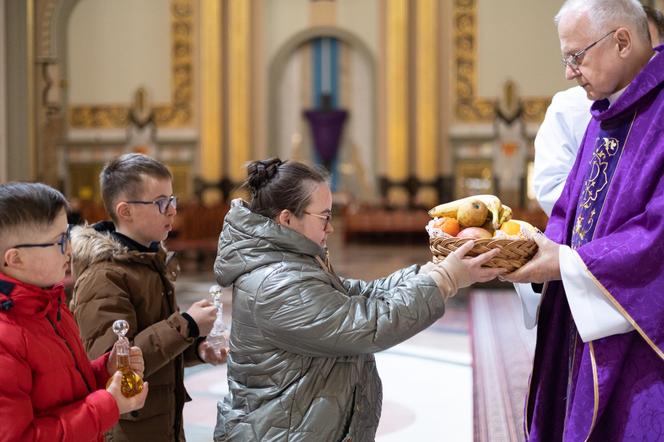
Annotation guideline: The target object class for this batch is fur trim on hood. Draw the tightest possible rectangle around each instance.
[70,225,129,280]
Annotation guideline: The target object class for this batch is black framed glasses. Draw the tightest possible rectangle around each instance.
[125,195,177,214]
[12,224,72,255]
[561,29,617,70]
[304,211,332,229]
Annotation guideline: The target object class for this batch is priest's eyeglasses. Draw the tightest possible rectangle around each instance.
[304,211,332,229]
[561,29,617,70]
[126,195,177,214]
[12,225,72,255]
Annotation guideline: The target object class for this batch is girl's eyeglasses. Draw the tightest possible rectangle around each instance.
[304,211,332,230]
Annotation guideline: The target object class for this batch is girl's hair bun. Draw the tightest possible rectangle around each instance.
[246,158,283,193]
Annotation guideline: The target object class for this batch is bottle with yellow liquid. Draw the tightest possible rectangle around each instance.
[106,319,144,398]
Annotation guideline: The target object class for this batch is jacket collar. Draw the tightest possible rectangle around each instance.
[0,273,64,318]
[94,221,159,252]
[228,199,327,259]
[71,222,169,280]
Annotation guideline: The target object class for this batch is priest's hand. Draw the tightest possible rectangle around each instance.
[502,233,561,284]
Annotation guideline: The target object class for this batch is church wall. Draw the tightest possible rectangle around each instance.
[62,0,197,202]
[476,0,570,99]
[67,0,171,104]
[337,0,379,59]
[263,0,309,70]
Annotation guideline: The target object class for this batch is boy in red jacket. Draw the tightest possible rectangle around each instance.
[0,182,148,441]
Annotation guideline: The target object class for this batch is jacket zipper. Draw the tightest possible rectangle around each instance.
[46,315,94,393]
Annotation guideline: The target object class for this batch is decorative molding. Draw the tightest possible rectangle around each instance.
[68,0,193,128]
[35,0,59,62]
[453,0,549,123]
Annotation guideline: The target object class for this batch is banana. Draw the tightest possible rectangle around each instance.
[480,196,503,230]
[427,197,469,219]
[429,194,504,228]
[497,204,513,228]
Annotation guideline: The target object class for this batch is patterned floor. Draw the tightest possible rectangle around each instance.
[470,290,536,442]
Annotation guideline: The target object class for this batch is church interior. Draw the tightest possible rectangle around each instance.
[2,0,663,440]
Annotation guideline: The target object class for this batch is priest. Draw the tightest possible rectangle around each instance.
[505,0,664,440]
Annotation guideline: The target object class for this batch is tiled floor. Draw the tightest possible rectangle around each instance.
[175,235,477,441]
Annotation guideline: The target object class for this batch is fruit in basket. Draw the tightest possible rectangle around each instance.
[428,195,505,229]
[457,200,489,228]
[480,218,496,235]
[432,217,461,236]
[457,227,493,239]
[499,220,521,236]
[496,219,539,238]
[498,204,513,227]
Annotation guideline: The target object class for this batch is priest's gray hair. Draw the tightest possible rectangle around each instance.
[555,0,650,43]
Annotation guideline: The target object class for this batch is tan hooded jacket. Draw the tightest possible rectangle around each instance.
[70,223,202,442]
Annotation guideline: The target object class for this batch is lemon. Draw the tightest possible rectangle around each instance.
[499,220,521,236]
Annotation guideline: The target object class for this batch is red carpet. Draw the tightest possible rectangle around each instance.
[470,289,537,442]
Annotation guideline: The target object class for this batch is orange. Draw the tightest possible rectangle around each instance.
[433,217,461,236]
[499,220,521,236]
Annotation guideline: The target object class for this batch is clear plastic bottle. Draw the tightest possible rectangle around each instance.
[205,285,229,355]
[106,319,144,398]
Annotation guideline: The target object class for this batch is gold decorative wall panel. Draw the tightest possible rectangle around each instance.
[415,0,438,205]
[200,0,223,195]
[227,0,251,184]
[453,0,548,122]
[385,0,409,204]
[68,0,193,128]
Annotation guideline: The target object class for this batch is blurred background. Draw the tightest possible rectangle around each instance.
[2,0,662,440]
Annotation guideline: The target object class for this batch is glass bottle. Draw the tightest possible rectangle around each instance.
[205,285,229,355]
[106,319,144,398]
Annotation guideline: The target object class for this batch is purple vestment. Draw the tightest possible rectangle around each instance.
[526,48,664,441]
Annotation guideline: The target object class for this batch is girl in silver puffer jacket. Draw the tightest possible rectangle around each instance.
[213,158,503,442]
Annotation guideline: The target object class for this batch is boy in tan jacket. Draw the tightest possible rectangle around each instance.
[71,153,226,441]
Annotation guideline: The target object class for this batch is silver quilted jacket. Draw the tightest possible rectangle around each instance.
[213,199,446,442]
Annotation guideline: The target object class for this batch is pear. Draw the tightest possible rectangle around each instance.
[457,199,489,228]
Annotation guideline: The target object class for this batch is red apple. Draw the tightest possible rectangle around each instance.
[457,227,492,239]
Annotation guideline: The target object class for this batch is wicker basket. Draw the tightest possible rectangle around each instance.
[429,236,538,273]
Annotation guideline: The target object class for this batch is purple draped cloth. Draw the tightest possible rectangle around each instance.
[303,110,348,168]
[526,48,664,441]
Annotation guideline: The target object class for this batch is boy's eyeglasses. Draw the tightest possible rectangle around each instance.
[12,224,72,255]
[125,195,177,214]
[304,211,332,230]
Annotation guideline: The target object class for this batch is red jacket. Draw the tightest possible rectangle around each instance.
[0,274,119,441]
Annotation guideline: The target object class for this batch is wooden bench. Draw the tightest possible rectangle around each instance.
[165,202,229,270]
[343,207,431,243]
